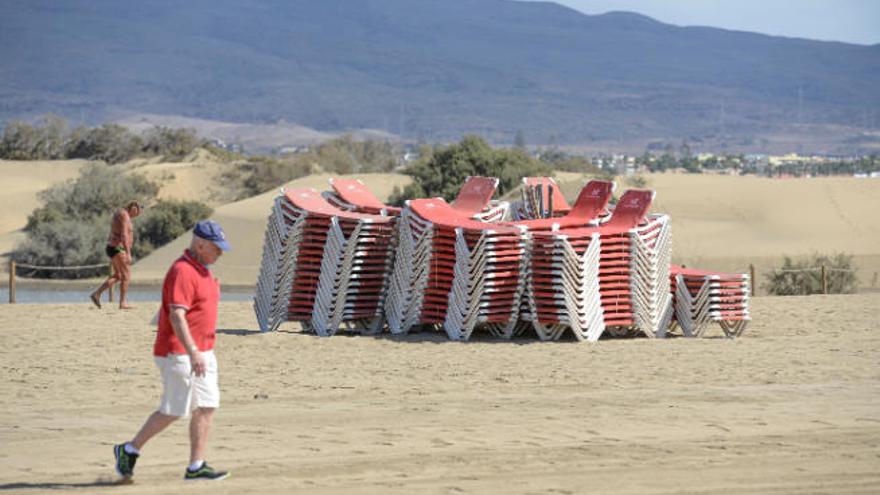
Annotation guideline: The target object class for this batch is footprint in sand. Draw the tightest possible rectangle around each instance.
[431,438,453,448]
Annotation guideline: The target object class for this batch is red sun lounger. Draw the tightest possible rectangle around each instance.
[451,176,509,222]
[325,178,402,216]
[385,196,527,340]
[669,265,750,338]
[254,188,396,336]
[526,189,673,341]
[507,180,615,232]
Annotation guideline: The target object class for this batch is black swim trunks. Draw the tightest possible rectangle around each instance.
[106,245,126,258]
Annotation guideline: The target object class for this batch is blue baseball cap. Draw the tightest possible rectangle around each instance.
[193,220,231,251]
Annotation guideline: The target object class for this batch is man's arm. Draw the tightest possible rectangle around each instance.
[169,306,207,377]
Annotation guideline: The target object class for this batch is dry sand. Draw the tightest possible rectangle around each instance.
[122,150,237,207]
[1,293,878,493]
[0,159,86,262]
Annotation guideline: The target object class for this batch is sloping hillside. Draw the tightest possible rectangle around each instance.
[2,0,878,152]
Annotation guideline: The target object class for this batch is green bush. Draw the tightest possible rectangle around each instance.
[13,219,108,279]
[65,123,145,164]
[142,126,205,161]
[27,163,159,227]
[0,115,70,160]
[134,200,214,258]
[389,135,551,204]
[764,253,858,295]
[241,156,314,196]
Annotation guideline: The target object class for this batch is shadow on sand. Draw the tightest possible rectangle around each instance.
[0,477,132,490]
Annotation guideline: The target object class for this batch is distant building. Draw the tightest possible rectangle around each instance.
[278,145,309,155]
[208,138,242,153]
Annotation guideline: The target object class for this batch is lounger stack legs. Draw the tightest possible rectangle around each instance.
[385,199,527,340]
[254,189,396,335]
[526,231,605,341]
[629,215,674,337]
[670,266,750,337]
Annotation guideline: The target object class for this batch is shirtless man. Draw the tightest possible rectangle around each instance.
[90,200,143,309]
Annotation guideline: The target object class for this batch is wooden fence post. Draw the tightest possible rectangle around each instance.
[749,264,755,297]
[8,260,15,304]
[108,262,114,302]
[821,265,828,294]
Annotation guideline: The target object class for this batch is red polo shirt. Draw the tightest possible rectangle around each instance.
[153,249,221,356]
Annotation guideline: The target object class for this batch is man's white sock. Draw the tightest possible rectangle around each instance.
[124,443,140,455]
[188,460,205,472]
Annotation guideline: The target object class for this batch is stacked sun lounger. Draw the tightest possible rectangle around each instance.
[513,180,614,340]
[526,229,605,340]
[255,175,749,340]
[254,188,396,335]
[385,197,528,340]
[523,188,672,340]
[450,176,510,222]
[514,176,571,220]
[669,265,750,337]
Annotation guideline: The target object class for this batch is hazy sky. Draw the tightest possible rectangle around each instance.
[549,0,880,45]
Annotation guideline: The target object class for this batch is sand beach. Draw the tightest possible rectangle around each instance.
[1,293,878,493]
[2,159,879,492]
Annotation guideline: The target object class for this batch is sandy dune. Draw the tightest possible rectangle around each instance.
[123,149,241,207]
[134,171,880,290]
[0,159,87,261]
[1,293,878,493]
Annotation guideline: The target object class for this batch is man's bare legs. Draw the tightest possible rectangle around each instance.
[126,408,214,463]
[118,276,134,310]
[90,274,118,308]
[91,253,133,308]
[115,253,133,310]
[189,407,215,464]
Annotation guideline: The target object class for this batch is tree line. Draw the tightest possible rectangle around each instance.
[0,114,205,164]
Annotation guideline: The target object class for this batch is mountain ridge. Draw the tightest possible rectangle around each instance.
[1,0,878,153]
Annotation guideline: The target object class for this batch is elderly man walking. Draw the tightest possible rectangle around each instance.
[90,200,143,309]
[113,220,231,481]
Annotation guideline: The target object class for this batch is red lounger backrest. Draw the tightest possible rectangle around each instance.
[329,178,387,211]
[284,188,388,221]
[567,180,615,220]
[452,176,499,213]
[602,189,655,229]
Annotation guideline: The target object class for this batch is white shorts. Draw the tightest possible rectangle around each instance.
[154,351,219,417]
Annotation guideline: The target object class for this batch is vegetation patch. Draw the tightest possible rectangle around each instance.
[389,135,552,204]
[1,114,205,164]
[14,163,212,279]
[764,253,858,295]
